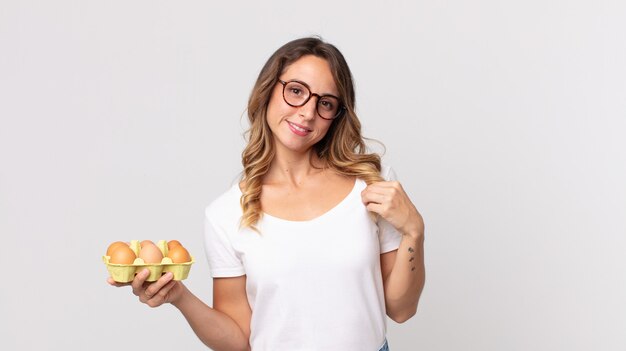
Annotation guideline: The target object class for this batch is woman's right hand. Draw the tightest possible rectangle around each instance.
[107,268,184,307]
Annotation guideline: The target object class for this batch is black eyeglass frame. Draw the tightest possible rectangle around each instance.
[277,79,345,120]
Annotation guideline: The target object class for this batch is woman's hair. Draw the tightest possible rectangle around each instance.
[240,37,383,230]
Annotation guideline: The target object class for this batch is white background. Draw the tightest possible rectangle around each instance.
[1,1,625,350]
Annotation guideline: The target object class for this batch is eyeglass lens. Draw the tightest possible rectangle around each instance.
[282,81,341,120]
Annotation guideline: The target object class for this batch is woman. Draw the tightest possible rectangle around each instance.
[108,37,425,351]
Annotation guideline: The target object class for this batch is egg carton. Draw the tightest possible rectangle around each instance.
[103,240,194,283]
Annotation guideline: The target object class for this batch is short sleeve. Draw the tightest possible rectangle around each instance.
[203,207,245,278]
[378,165,403,253]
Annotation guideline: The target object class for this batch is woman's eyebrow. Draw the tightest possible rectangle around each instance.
[285,78,339,97]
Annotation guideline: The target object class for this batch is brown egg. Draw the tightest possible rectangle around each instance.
[106,241,128,256]
[138,242,163,264]
[167,245,191,263]
[167,240,182,250]
[109,245,136,264]
[140,240,155,248]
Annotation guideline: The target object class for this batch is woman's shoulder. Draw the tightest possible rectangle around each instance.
[205,182,242,221]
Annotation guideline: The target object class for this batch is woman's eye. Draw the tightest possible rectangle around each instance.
[320,99,335,110]
[290,88,302,95]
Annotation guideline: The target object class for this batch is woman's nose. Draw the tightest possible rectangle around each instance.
[298,96,318,120]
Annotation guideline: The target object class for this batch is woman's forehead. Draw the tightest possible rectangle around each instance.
[281,55,338,96]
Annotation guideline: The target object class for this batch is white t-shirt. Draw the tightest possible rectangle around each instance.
[203,166,402,351]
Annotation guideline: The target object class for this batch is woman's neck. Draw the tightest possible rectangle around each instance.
[265,150,327,187]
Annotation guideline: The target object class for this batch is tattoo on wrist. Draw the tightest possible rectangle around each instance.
[408,247,414,253]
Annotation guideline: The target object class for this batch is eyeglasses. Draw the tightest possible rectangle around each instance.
[278,79,345,120]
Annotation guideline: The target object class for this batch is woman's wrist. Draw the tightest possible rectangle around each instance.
[400,213,425,240]
[170,283,190,309]
[402,229,424,243]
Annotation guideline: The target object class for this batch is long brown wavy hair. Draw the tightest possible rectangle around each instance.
[240,37,383,230]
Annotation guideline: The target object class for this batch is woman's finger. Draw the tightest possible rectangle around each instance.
[370,180,402,189]
[144,272,174,300]
[107,277,131,287]
[131,269,150,296]
[366,202,385,216]
[153,280,177,302]
[361,190,387,206]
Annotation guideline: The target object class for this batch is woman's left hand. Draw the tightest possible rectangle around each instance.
[361,181,424,239]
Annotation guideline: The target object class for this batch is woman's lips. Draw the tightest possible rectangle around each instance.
[287,121,312,136]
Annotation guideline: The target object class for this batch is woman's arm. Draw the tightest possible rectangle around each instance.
[109,270,251,351]
[362,180,426,323]
[172,277,251,351]
[380,233,425,323]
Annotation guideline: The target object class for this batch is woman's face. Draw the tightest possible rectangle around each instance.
[266,55,338,156]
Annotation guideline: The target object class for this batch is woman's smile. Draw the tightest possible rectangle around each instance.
[286,120,312,136]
